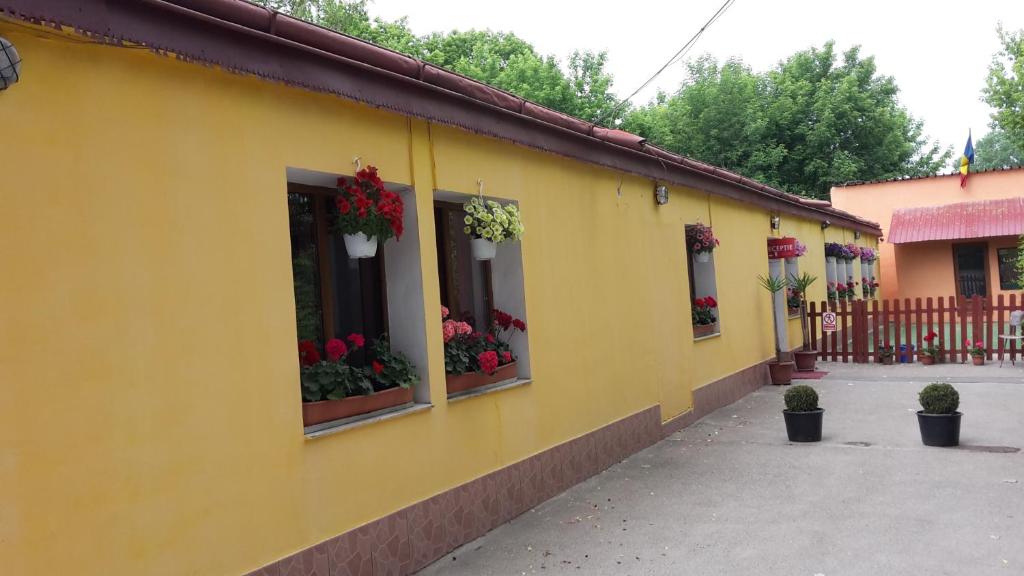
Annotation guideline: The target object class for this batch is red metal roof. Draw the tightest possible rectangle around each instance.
[888,197,1024,244]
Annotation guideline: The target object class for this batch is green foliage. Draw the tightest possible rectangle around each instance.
[624,45,951,199]
[291,248,321,343]
[984,26,1024,154]
[918,383,960,415]
[757,274,788,294]
[300,359,372,402]
[368,336,418,390]
[879,345,895,359]
[788,272,818,299]
[784,385,819,412]
[248,0,623,124]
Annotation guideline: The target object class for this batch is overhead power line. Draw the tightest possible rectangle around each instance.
[599,0,736,126]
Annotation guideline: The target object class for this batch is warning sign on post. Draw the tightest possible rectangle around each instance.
[822,312,837,333]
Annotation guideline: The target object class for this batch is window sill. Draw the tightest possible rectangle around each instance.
[304,402,432,439]
[788,313,801,320]
[448,378,532,402]
[693,332,722,342]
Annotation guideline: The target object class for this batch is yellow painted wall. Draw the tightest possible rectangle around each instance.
[0,25,878,576]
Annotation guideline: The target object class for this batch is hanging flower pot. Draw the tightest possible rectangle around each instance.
[695,251,711,263]
[471,237,497,261]
[335,165,404,260]
[462,196,524,260]
[343,232,378,259]
[687,223,719,263]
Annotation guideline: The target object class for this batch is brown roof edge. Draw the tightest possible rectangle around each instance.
[2,0,880,234]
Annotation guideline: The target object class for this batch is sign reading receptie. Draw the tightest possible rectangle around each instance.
[767,237,798,260]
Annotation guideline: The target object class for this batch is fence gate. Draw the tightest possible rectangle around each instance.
[806,295,1021,363]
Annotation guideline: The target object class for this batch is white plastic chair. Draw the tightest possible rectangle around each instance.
[998,310,1024,367]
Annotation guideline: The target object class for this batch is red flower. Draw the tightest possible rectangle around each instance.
[512,319,527,332]
[924,331,938,343]
[298,340,320,366]
[478,350,499,375]
[336,197,351,215]
[501,351,512,364]
[486,334,496,344]
[694,298,707,308]
[347,333,366,348]
[372,360,384,375]
[325,338,347,362]
[493,309,513,330]
[706,296,718,308]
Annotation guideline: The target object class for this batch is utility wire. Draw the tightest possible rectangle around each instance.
[598,0,736,126]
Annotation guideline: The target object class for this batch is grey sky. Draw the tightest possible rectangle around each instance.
[369,0,1024,159]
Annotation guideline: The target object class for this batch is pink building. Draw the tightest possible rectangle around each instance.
[831,167,1024,302]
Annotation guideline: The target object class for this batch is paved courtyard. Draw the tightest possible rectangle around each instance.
[419,362,1024,575]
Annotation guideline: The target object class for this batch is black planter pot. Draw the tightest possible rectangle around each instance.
[783,409,824,442]
[917,411,962,447]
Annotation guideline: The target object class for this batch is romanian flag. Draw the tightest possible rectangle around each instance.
[960,131,975,188]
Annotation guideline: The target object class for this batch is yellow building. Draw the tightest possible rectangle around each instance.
[0,3,879,575]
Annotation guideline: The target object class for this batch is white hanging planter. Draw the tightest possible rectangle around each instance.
[695,251,711,263]
[826,256,836,264]
[342,232,378,259]
[471,238,497,261]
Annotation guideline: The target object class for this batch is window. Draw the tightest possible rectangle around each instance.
[685,224,720,337]
[998,247,1022,290]
[435,201,493,332]
[289,186,387,364]
[434,192,531,385]
[286,167,430,432]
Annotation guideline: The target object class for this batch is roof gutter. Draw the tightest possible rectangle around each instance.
[1,0,881,234]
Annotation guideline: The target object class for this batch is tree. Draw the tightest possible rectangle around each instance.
[248,0,622,124]
[624,43,950,199]
[984,26,1024,153]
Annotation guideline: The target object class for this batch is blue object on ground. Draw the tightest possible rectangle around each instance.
[899,344,916,363]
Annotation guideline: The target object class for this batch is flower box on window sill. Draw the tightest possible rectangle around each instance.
[446,362,518,396]
[302,386,413,427]
[693,323,718,339]
[787,307,801,318]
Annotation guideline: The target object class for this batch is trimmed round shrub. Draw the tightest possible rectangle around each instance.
[919,383,959,414]
[784,385,819,412]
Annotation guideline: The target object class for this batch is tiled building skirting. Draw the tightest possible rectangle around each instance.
[246,361,768,576]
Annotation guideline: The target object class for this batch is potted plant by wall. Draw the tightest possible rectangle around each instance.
[917,382,961,447]
[335,166,404,258]
[879,345,896,365]
[826,281,838,305]
[919,331,939,365]
[687,223,720,263]
[758,274,795,385]
[692,296,719,338]
[299,334,418,426]
[463,197,524,260]
[788,272,819,371]
[443,306,526,394]
[783,385,824,442]
[966,340,986,365]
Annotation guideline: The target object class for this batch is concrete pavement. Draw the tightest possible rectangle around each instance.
[417,362,1024,575]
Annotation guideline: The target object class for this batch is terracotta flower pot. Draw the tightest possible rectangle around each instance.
[918,353,935,366]
[446,362,518,395]
[768,361,795,385]
[972,355,985,366]
[302,386,413,427]
[692,323,717,339]
[794,349,818,372]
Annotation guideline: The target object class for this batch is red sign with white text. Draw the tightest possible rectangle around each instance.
[767,237,798,259]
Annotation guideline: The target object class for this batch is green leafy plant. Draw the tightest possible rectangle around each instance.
[965,339,986,359]
[298,337,373,402]
[879,345,895,360]
[788,271,818,351]
[463,197,523,242]
[919,383,960,415]
[757,274,789,363]
[920,331,940,359]
[692,296,718,326]
[784,385,819,412]
[367,336,418,391]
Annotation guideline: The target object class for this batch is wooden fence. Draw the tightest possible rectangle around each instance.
[807,295,1022,363]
